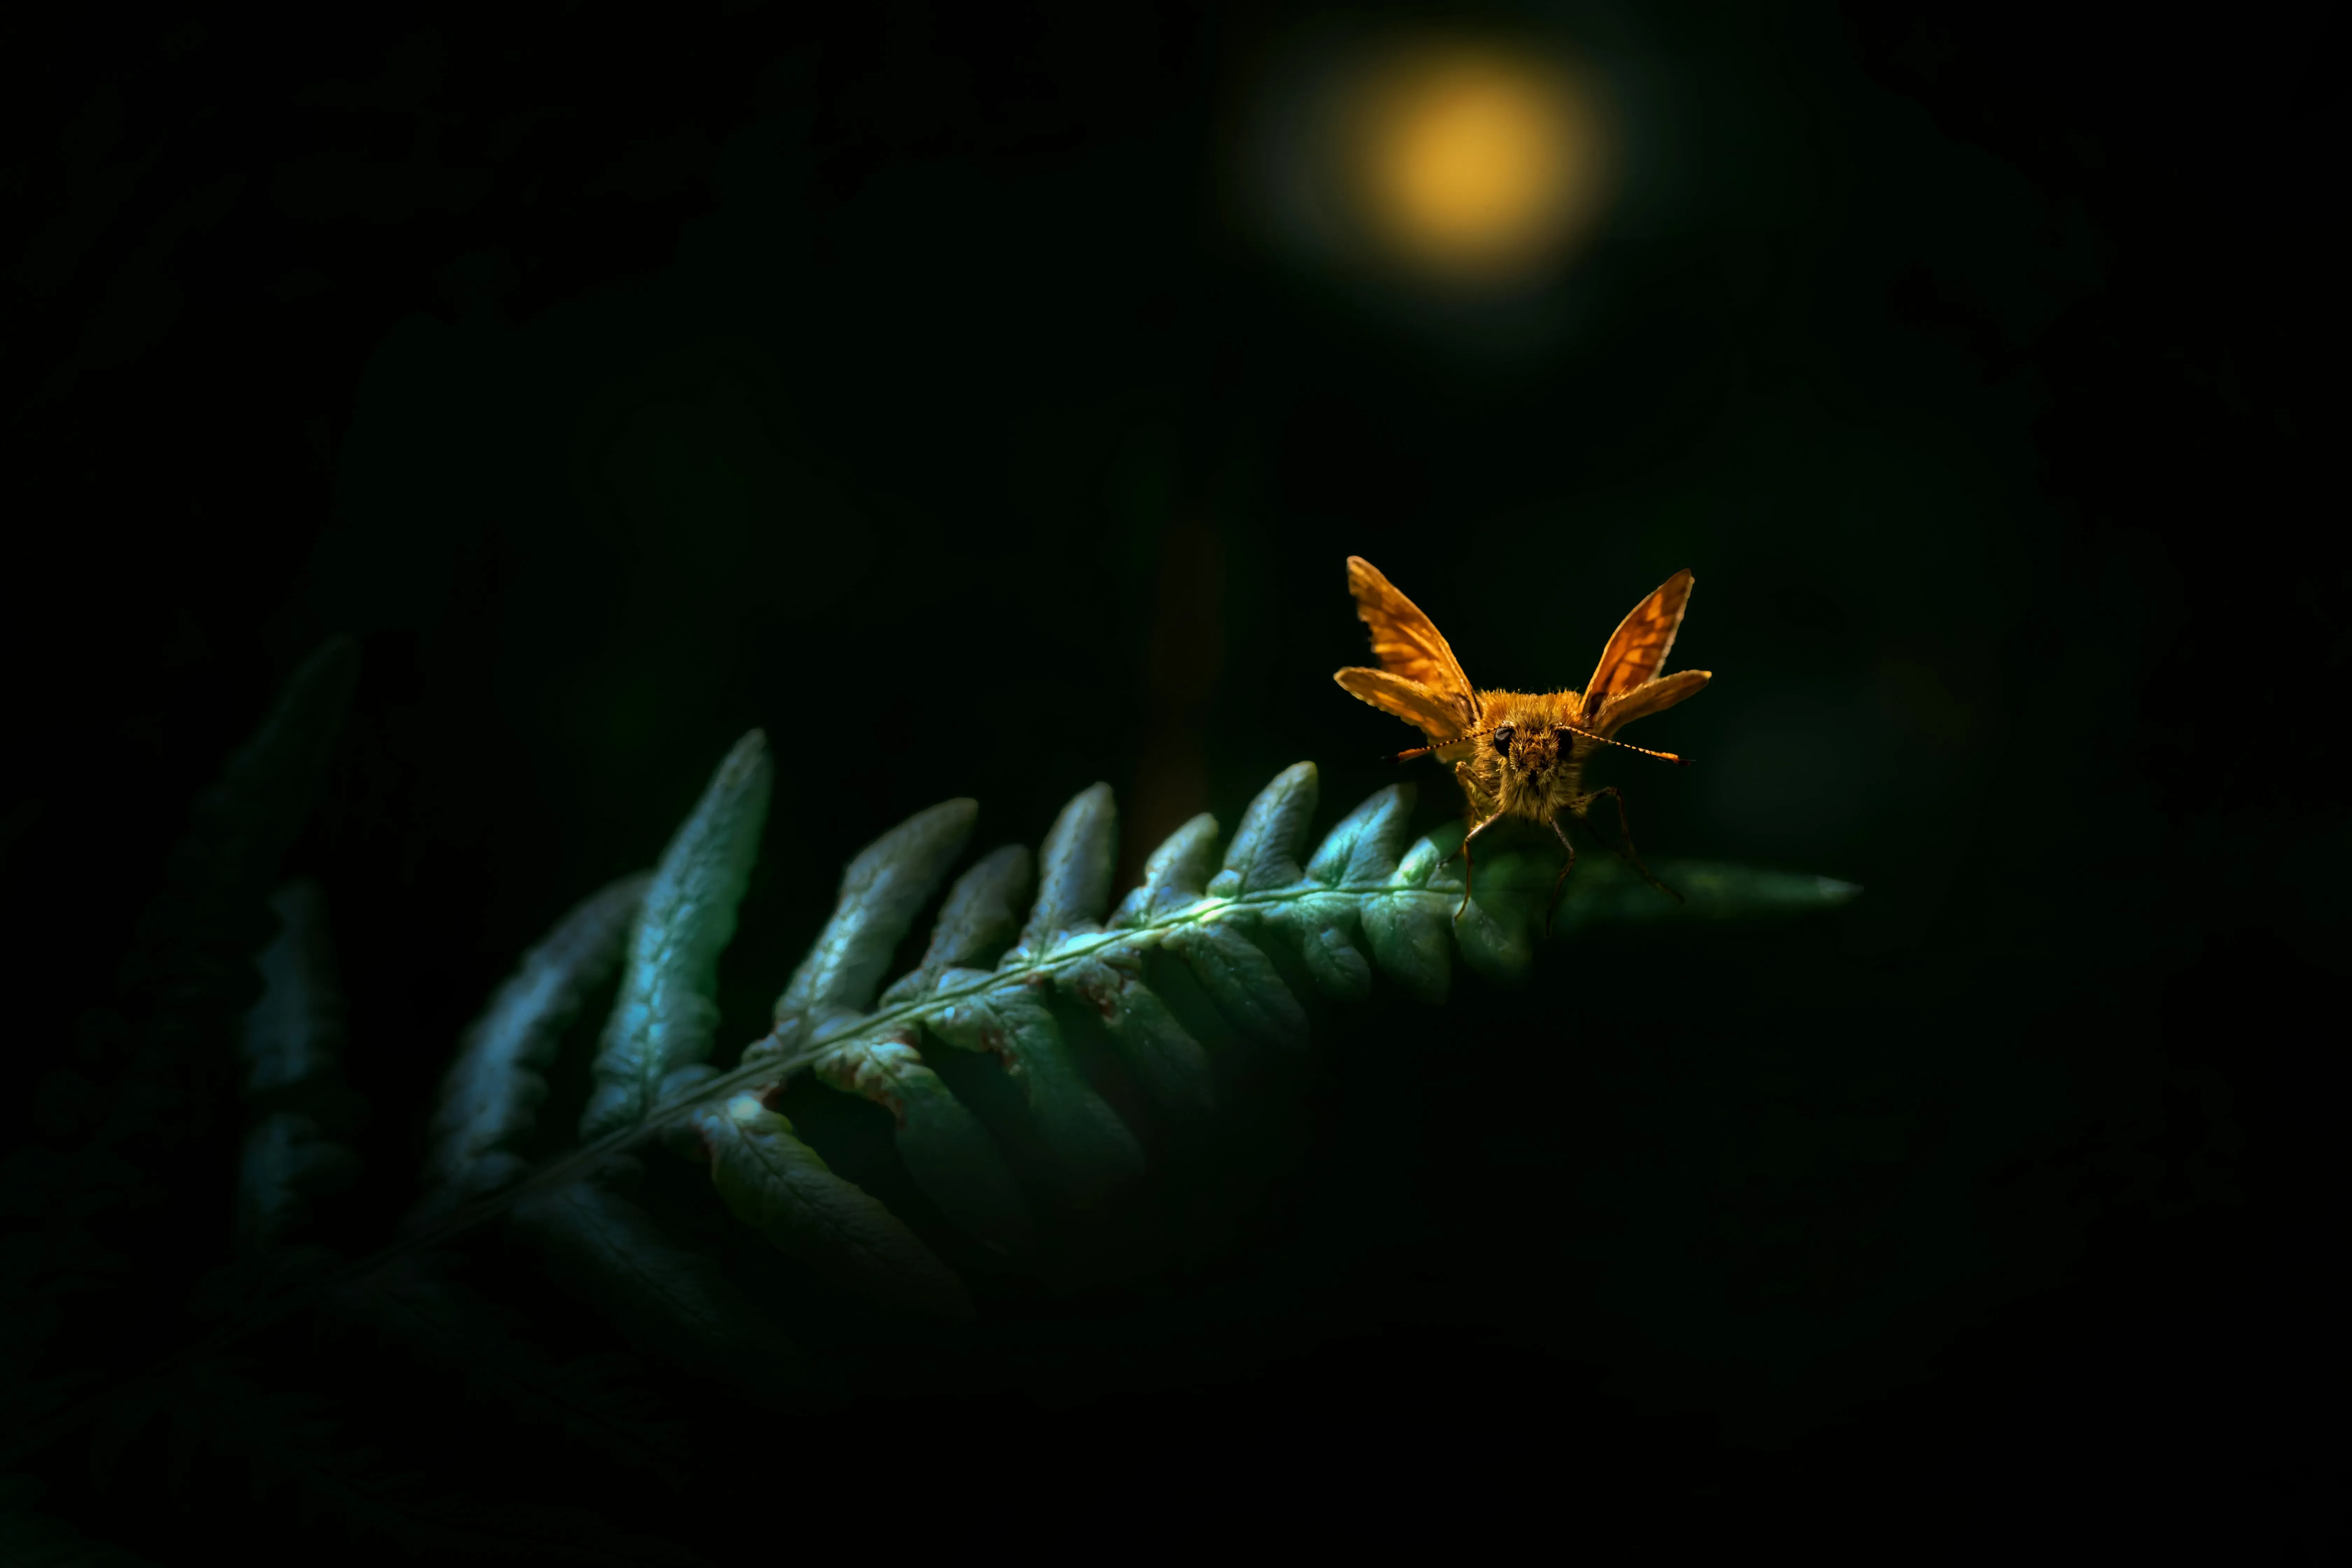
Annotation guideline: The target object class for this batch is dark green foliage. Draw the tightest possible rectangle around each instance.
[3,640,359,1562]
[5,646,1851,1560]
[416,872,650,1218]
[373,744,1852,1348]
[237,882,360,1255]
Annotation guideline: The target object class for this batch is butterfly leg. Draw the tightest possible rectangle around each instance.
[1444,808,1508,923]
[1574,786,1682,904]
[1543,816,1579,938]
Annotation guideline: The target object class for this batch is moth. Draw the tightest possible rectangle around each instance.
[1333,555,1709,930]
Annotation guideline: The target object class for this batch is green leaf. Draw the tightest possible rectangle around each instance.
[1164,918,1309,1049]
[237,1114,359,1259]
[878,844,1028,1005]
[926,969,1146,1182]
[774,796,976,1022]
[1275,784,1418,1006]
[1551,859,1863,932]
[581,731,773,1139]
[769,819,1033,1251]
[1302,783,1413,887]
[1360,827,1456,1006]
[1017,781,1115,950]
[1109,811,1218,927]
[1208,761,1318,896]
[421,874,648,1211]
[810,1024,1032,1255]
[1057,947,1213,1111]
[694,1093,972,1320]
[237,883,359,1252]
[1293,917,1374,1003]
[239,883,345,1097]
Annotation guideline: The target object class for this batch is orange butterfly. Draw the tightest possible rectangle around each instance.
[1333,555,1709,930]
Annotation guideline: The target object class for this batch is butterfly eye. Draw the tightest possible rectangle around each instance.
[1491,725,1514,754]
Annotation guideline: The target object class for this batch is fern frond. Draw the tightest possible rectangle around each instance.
[321,744,1855,1349]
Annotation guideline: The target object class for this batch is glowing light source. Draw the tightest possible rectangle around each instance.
[1241,31,1621,299]
[1338,41,1615,287]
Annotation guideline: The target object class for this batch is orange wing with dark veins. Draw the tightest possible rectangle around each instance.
[1334,666,1474,742]
[1594,667,1709,736]
[1341,556,1478,729]
[1585,569,1695,710]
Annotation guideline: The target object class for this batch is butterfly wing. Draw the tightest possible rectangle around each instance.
[1334,666,1473,743]
[1595,668,1709,736]
[1345,556,1478,729]
[1584,570,1695,712]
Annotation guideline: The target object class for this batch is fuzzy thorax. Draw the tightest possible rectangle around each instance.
[1441,689,1600,825]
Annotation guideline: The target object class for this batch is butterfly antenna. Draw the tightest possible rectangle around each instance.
[1560,726,1692,766]
[1385,726,1501,766]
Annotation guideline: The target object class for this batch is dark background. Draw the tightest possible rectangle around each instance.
[2,0,2335,1554]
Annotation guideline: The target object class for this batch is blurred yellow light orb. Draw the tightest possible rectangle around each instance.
[1337,41,1615,287]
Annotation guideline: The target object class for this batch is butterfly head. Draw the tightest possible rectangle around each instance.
[1486,720,1570,780]
[1458,696,1602,811]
